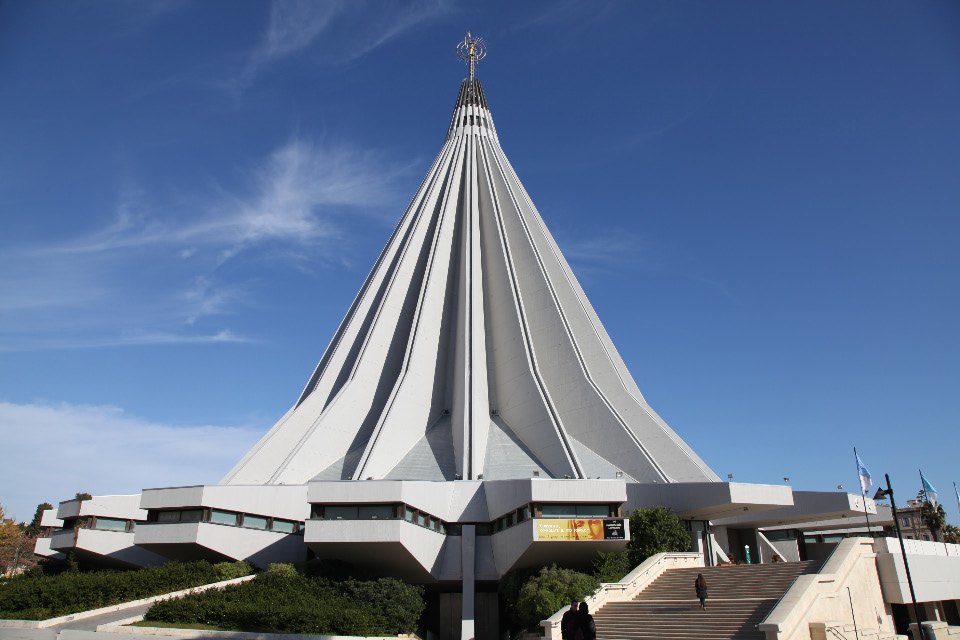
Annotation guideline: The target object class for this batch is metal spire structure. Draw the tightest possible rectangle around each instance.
[222,35,718,488]
[457,31,486,82]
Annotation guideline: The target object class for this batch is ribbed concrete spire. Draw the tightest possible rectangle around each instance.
[221,77,719,487]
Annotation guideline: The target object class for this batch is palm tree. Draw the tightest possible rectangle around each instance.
[919,500,946,542]
[942,524,960,545]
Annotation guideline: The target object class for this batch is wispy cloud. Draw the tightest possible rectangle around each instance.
[43,139,403,257]
[556,227,739,302]
[239,0,451,87]
[557,228,662,277]
[259,1,341,62]
[0,137,412,351]
[0,401,263,522]
[0,330,248,353]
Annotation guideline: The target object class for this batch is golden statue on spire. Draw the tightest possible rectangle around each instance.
[456,31,487,82]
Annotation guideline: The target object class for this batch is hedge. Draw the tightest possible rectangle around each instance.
[143,573,425,635]
[0,560,253,620]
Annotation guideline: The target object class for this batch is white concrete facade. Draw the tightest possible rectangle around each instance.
[305,479,631,581]
[133,484,309,567]
[50,495,166,569]
[220,78,719,489]
[33,508,65,560]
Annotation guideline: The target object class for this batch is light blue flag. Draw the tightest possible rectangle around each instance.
[856,452,873,493]
[921,471,938,505]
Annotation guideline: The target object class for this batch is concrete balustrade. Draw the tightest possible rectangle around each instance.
[759,538,896,640]
[539,552,704,640]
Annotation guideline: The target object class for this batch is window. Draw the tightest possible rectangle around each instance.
[358,505,394,519]
[243,514,268,530]
[901,517,912,527]
[95,517,128,532]
[322,504,397,520]
[155,509,202,523]
[324,506,358,520]
[763,529,797,541]
[272,519,297,533]
[541,504,610,517]
[210,510,238,526]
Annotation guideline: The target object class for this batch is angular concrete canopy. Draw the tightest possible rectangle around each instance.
[222,77,719,487]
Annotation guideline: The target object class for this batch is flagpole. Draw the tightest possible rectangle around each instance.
[855,447,872,536]
[952,480,960,556]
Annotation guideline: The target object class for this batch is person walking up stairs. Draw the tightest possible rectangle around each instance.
[593,560,821,640]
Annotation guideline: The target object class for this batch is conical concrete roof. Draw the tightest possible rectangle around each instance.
[221,77,719,487]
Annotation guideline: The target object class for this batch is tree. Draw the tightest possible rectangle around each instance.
[27,502,53,536]
[0,502,39,577]
[75,493,92,501]
[592,549,632,583]
[920,501,946,542]
[624,506,691,567]
[942,524,960,545]
[514,565,599,629]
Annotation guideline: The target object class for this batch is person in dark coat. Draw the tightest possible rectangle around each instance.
[560,600,579,640]
[577,601,596,640]
[695,573,708,610]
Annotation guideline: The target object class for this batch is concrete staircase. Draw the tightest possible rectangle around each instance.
[594,561,821,640]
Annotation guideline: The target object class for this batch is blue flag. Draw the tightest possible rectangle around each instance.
[921,471,938,505]
[856,452,873,493]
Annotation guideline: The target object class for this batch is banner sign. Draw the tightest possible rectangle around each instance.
[535,518,627,541]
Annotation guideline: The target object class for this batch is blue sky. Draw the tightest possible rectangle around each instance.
[1,1,958,524]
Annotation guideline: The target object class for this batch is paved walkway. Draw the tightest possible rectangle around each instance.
[0,602,153,640]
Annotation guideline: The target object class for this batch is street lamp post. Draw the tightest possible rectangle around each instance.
[874,474,925,639]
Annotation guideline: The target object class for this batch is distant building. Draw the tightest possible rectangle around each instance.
[892,496,938,541]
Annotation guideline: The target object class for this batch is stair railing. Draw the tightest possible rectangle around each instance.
[758,538,887,640]
[539,552,704,640]
[826,626,849,640]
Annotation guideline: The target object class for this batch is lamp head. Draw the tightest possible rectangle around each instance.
[873,487,889,501]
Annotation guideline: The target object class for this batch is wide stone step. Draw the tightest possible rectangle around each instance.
[592,563,819,640]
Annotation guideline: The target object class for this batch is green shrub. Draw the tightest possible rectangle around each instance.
[592,549,632,583]
[515,565,598,630]
[143,573,424,636]
[267,563,297,577]
[0,560,254,620]
[213,561,253,581]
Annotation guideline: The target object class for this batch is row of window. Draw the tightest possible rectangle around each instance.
[147,508,302,534]
[312,502,622,536]
[60,516,134,533]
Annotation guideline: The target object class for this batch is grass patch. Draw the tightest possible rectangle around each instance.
[129,620,227,631]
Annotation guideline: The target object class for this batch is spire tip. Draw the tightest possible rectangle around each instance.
[456,31,487,82]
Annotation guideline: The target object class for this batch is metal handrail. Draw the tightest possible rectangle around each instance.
[826,626,849,640]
